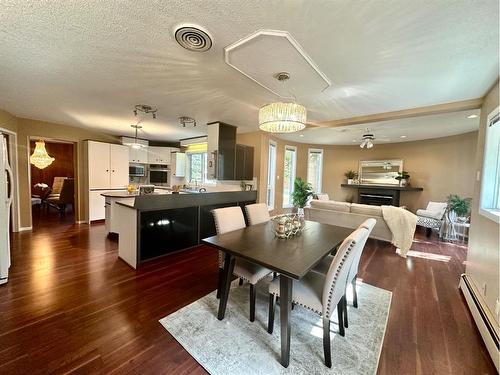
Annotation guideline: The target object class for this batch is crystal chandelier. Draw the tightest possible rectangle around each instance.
[258,72,307,133]
[30,140,55,169]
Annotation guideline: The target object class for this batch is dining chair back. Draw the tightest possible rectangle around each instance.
[321,226,368,320]
[245,203,270,225]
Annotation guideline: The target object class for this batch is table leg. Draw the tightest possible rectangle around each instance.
[280,276,293,367]
[217,253,235,320]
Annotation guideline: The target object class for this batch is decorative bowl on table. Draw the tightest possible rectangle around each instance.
[271,214,303,239]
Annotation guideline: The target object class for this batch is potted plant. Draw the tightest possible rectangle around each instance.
[291,177,313,217]
[344,170,358,185]
[395,171,410,187]
[447,194,471,222]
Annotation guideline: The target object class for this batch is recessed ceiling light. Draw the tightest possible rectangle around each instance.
[299,134,304,137]
[400,135,407,138]
[467,114,478,119]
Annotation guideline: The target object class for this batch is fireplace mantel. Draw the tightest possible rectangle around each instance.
[340,184,423,206]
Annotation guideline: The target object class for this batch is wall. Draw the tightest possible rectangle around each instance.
[322,132,477,212]
[0,109,18,133]
[466,80,500,324]
[29,140,75,195]
[238,131,477,214]
[15,117,119,228]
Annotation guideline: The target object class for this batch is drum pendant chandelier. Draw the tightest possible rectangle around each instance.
[258,72,307,134]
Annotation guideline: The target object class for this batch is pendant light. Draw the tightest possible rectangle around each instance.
[29,140,55,169]
[130,124,143,149]
[258,72,307,133]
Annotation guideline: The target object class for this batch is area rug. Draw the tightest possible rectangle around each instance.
[160,278,392,375]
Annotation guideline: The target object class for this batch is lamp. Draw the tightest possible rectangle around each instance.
[258,72,307,134]
[130,124,143,149]
[30,140,55,169]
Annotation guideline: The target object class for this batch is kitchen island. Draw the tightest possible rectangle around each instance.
[112,190,257,269]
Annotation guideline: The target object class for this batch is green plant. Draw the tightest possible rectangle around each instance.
[344,170,358,179]
[291,177,313,208]
[395,171,410,181]
[447,194,471,217]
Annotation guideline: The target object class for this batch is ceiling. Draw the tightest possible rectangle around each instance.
[0,0,498,142]
[278,109,480,145]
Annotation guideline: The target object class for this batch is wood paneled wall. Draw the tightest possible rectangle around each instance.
[29,140,75,194]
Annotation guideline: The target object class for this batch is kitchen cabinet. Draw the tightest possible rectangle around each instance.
[129,146,149,164]
[235,144,254,180]
[148,146,171,165]
[88,141,129,189]
[86,141,129,221]
[207,122,237,180]
[171,152,186,177]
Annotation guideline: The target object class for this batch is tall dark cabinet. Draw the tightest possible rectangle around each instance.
[235,144,254,180]
[207,122,254,181]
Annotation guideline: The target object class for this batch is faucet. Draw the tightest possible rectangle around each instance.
[189,179,199,189]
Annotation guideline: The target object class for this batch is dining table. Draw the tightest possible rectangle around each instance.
[202,219,352,368]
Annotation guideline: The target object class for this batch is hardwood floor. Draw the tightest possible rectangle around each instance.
[0,219,495,374]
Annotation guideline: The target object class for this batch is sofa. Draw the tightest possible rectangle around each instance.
[304,199,393,242]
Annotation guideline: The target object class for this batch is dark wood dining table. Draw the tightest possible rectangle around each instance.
[202,220,352,368]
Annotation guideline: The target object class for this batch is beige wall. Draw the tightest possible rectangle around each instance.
[13,117,119,228]
[238,130,477,214]
[466,80,500,323]
[0,109,18,133]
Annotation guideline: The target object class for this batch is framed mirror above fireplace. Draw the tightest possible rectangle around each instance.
[359,159,403,185]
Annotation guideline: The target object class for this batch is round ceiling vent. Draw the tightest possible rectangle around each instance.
[174,25,212,52]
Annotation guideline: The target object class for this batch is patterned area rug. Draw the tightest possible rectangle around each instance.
[160,278,391,375]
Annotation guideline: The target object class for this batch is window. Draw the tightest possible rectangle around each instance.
[267,140,277,209]
[187,152,207,183]
[283,145,297,207]
[307,148,323,193]
[479,105,500,223]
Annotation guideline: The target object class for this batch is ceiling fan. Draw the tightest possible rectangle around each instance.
[360,132,375,149]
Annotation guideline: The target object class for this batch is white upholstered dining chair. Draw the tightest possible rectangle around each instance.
[311,218,375,328]
[267,227,369,368]
[244,203,271,225]
[212,206,272,322]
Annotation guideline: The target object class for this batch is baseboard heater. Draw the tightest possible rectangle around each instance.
[459,274,499,371]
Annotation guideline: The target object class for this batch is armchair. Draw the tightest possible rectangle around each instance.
[416,201,448,237]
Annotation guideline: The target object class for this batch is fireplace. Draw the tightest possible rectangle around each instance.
[359,192,395,206]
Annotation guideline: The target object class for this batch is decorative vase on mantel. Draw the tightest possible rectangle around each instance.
[347,179,354,185]
[399,179,407,187]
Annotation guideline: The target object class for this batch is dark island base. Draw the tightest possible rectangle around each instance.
[132,191,257,265]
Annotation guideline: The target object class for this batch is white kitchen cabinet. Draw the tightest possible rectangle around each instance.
[89,190,106,221]
[88,141,112,189]
[148,146,171,165]
[171,152,186,177]
[129,146,149,164]
[86,141,129,222]
[110,144,129,188]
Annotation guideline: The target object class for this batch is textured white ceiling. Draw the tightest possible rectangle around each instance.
[278,109,480,145]
[0,0,498,141]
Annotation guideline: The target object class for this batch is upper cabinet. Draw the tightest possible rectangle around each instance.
[87,141,129,189]
[171,152,186,177]
[207,122,237,180]
[148,146,171,165]
[235,144,254,180]
[129,146,148,164]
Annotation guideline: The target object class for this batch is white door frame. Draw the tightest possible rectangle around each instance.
[0,126,20,232]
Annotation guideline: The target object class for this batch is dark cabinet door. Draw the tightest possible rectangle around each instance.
[243,146,254,180]
[235,144,254,180]
[217,124,237,180]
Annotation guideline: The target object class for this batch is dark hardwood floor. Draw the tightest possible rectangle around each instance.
[0,217,495,374]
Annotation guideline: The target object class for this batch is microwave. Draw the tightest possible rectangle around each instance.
[129,164,146,177]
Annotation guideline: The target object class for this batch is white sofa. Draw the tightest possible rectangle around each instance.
[305,199,393,242]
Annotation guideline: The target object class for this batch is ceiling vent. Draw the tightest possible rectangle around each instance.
[174,25,212,52]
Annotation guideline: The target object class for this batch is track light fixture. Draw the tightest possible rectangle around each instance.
[134,104,157,119]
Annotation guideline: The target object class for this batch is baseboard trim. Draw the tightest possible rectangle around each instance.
[18,226,32,232]
[459,274,499,371]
